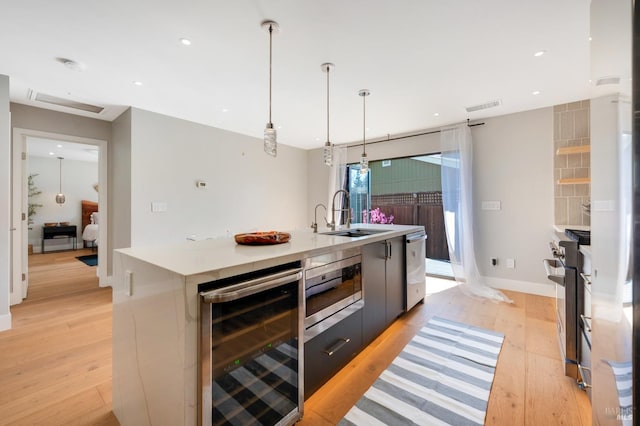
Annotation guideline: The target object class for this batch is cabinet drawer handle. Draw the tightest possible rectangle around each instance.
[577,363,592,389]
[324,338,350,356]
[580,314,592,332]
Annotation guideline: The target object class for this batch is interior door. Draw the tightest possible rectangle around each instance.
[10,131,27,304]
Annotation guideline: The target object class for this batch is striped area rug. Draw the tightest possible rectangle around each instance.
[340,316,504,426]
[605,360,633,426]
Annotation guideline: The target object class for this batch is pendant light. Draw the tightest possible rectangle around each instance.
[55,157,66,205]
[262,20,279,157]
[358,89,370,174]
[322,63,335,166]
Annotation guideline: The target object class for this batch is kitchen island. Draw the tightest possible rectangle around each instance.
[112,224,424,426]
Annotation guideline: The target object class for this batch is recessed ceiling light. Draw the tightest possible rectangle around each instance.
[56,144,62,148]
[133,81,143,86]
[533,50,546,57]
[49,152,55,155]
[532,90,540,95]
[179,38,192,46]
[222,108,229,113]
[277,126,282,129]
[433,113,440,117]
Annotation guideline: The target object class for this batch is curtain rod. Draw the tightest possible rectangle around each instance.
[341,119,485,148]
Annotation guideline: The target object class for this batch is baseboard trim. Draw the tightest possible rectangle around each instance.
[0,312,12,331]
[100,275,113,288]
[483,276,555,298]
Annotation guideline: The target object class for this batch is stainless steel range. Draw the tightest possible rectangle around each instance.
[544,229,589,380]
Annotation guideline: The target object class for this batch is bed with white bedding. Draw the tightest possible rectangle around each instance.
[81,200,99,247]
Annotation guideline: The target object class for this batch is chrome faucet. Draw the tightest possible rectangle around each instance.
[311,203,329,233]
[330,189,351,230]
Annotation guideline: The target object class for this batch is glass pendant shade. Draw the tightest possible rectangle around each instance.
[264,123,277,156]
[56,157,66,205]
[360,152,368,174]
[323,141,333,166]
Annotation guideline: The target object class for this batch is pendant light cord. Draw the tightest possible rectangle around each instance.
[59,157,63,193]
[326,65,330,142]
[268,24,273,125]
[362,93,366,154]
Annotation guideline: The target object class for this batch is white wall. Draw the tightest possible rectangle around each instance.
[0,75,11,331]
[128,108,309,246]
[27,156,98,252]
[307,108,556,296]
[109,109,132,274]
[473,107,555,295]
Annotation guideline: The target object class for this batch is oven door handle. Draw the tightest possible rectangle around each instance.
[543,259,565,285]
[200,269,302,303]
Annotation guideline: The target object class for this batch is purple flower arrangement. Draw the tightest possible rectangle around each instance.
[362,208,394,224]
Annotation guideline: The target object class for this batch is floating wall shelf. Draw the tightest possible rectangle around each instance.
[557,177,591,185]
[556,145,591,155]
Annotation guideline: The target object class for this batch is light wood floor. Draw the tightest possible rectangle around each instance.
[302,282,592,426]
[0,249,118,425]
[0,251,591,425]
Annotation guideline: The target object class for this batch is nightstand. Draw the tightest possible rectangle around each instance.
[42,225,77,253]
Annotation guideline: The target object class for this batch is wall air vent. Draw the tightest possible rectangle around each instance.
[27,89,104,114]
[465,99,502,113]
[595,76,620,86]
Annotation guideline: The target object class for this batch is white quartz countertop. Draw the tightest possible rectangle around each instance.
[116,224,423,280]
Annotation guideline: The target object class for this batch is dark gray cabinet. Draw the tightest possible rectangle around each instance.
[362,237,405,345]
[304,309,362,398]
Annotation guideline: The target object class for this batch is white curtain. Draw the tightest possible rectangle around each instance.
[440,124,512,303]
[327,145,348,225]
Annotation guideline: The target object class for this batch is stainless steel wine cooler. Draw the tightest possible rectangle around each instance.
[199,263,303,426]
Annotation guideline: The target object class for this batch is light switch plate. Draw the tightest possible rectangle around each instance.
[151,201,168,212]
[506,258,515,269]
[592,200,615,211]
[481,201,501,211]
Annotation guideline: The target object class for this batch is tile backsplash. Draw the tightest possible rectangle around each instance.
[554,100,591,227]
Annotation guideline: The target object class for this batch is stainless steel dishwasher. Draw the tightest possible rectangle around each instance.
[406,231,427,311]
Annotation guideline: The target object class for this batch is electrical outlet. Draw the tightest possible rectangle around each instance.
[506,258,515,269]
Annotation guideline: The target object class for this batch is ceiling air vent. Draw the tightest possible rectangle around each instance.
[465,99,502,113]
[27,89,104,114]
[595,76,620,86]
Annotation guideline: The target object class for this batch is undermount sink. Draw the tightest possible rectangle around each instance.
[321,229,390,238]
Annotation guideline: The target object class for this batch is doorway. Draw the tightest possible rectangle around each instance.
[11,129,108,306]
[348,154,454,279]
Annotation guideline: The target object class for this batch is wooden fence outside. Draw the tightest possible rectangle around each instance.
[370,192,449,261]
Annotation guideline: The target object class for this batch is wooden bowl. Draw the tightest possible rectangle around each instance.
[44,222,57,227]
[234,231,291,245]
[59,222,70,226]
